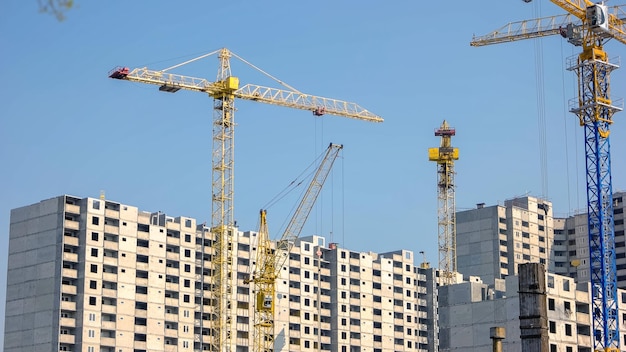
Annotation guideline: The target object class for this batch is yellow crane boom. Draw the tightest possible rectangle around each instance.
[252,143,343,352]
[109,48,380,352]
[109,66,383,122]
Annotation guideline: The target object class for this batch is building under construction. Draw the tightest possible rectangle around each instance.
[4,195,430,352]
[432,263,626,352]
[6,192,626,351]
[455,195,557,285]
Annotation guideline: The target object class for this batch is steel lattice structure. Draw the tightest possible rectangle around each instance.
[211,49,237,352]
[109,48,381,352]
[429,121,459,285]
[569,47,621,350]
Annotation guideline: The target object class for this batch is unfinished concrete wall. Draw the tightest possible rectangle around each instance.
[518,263,548,352]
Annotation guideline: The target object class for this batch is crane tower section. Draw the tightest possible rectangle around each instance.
[428,120,459,285]
[569,6,621,351]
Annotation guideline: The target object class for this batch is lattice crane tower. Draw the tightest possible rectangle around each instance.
[470,2,626,350]
[429,120,459,285]
[109,48,382,352]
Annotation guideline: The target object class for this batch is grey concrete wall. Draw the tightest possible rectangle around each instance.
[456,205,501,285]
[5,196,63,352]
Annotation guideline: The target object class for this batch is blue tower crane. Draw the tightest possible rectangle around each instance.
[470,2,625,350]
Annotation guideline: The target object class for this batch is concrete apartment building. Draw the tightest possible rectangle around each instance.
[615,191,626,285]
[456,196,556,285]
[4,195,430,352]
[562,191,626,286]
[455,192,626,288]
[324,247,428,352]
[421,267,463,352]
[435,268,626,352]
[441,193,626,351]
[4,195,208,352]
[266,235,430,352]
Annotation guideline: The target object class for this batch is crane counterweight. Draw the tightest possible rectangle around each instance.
[108,67,129,79]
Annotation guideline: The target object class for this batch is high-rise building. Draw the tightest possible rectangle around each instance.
[324,247,428,351]
[455,196,556,285]
[5,195,209,352]
[439,192,626,351]
[455,192,626,288]
[421,266,463,352]
[4,195,430,352]
[563,191,626,287]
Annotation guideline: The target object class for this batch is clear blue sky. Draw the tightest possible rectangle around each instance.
[1,1,626,347]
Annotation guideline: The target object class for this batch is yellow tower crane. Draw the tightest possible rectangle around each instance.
[251,143,342,352]
[109,48,381,352]
[471,2,626,350]
[428,121,459,286]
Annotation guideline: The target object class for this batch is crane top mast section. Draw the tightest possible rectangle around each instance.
[429,120,458,165]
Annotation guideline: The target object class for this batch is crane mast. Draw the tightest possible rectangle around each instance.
[109,48,381,352]
[212,48,237,352]
[253,210,273,352]
[428,121,459,285]
[571,17,620,352]
[252,143,343,352]
[471,2,624,350]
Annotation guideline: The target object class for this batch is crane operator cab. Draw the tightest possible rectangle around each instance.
[587,3,610,35]
[257,291,273,312]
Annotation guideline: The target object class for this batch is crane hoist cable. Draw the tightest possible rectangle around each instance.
[532,1,550,199]
[262,150,330,211]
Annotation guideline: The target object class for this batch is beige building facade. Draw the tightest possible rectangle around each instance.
[4,195,430,352]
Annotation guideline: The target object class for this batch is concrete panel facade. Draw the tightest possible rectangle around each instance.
[434,270,626,352]
[456,196,555,285]
[4,195,430,352]
[5,196,63,352]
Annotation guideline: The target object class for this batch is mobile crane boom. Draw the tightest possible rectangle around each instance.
[252,143,343,352]
[471,2,624,350]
